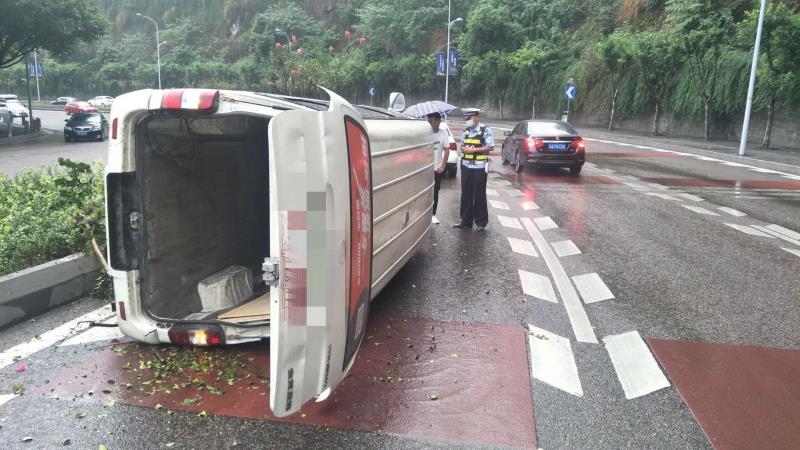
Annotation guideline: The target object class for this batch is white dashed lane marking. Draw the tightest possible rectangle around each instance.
[527,326,584,397]
[0,305,113,370]
[603,331,671,400]
[508,237,539,257]
[717,206,747,217]
[646,192,679,201]
[498,215,523,230]
[519,270,557,303]
[59,317,124,347]
[486,188,499,196]
[489,200,510,210]
[533,216,559,230]
[521,217,597,343]
[677,193,704,202]
[520,201,539,211]
[572,273,615,304]
[551,240,581,257]
[681,205,720,216]
[766,224,800,241]
[755,225,800,247]
[724,223,775,238]
[0,394,16,407]
[782,248,800,258]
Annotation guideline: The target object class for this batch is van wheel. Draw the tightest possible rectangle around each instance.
[514,152,523,173]
[570,164,582,176]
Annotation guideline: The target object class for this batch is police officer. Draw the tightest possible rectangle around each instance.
[453,108,493,230]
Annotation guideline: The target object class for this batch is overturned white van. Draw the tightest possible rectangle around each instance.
[104,88,433,416]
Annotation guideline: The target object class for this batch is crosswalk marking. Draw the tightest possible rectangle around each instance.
[520,201,539,211]
[603,331,670,400]
[724,223,775,238]
[551,240,581,257]
[519,270,557,303]
[681,205,719,216]
[717,207,747,217]
[572,273,615,304]
[498,215,523,230]
[527,326,583,397]
[508,237,539,257]
[533,216,558,230]
[489,200,510,210]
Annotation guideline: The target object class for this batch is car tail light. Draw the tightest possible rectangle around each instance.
[117,302,126,321]
[168,325,225,346]
[526,137,544,152]
[161,89,219,111]
[111,118,118,139]
[570,139,586,152]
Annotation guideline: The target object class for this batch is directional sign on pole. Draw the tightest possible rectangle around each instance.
[368,84,375,96]
[565,84,576,100]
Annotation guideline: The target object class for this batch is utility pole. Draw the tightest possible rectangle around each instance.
[444,1,462,105]
[33,50,41,102]
[24,54,34,129]
[136,13,162,89]
[738,0,767,156]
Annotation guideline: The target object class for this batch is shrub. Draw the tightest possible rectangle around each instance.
[0,158,105,277]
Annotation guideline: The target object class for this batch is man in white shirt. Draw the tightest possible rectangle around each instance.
[427,112,450,224]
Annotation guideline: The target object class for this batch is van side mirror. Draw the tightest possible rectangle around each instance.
[388,92,405,112]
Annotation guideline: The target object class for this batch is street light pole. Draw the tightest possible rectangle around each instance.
[136,13,161,90]
[738,0,767,156]
[444,1,462,105]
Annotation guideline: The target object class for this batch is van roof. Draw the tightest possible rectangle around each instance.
[253,93,412,120]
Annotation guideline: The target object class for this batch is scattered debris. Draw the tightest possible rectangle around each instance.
[12,384,25,395]
[22,436,33,443]
[75,412,86,419]
[16,362,26,372]
[62,438,71,446]
[427,393,438,400]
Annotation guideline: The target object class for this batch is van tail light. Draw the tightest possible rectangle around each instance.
[117,302,126,320]
[161,89,220,111]
[111,118,118,139]
[570,139,586,152]
[168,325,225,346]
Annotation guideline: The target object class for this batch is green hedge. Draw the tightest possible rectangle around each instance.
[0,159,105,277]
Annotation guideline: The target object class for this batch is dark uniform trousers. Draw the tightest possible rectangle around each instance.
[433,171,443,216]
[459,164,488,227]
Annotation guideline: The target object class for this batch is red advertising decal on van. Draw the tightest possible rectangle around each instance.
[343,117,372,369]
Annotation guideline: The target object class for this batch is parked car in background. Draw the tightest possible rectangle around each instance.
[50,96,76,105]
[88,96,114,108]
[64,100,98,115]
[441,122,459,177]
[64,112,108,142]
[501,120,586,175]
[0,94,30,119]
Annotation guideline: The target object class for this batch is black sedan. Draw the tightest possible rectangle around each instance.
[501,120,586,175]
[64,112,108,142]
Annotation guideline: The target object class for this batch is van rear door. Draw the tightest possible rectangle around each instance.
[268,89,373,417]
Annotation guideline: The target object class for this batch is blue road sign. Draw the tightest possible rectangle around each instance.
[28,63,43,77]
[368,85,375,96]
[436,52,446,75]
[565,85,576,100]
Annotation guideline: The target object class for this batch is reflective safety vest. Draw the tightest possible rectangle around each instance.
[462,125,489,161]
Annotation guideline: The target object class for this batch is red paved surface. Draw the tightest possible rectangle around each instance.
[648,338,800,450]
[38,315,536,449]
[641,178,800,190]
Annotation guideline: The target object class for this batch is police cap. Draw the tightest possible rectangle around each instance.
[462,108,480,118]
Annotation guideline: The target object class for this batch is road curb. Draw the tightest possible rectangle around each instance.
[0,252,101,330]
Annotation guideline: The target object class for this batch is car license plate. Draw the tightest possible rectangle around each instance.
[76,131,87,136]
[548,143,567,151]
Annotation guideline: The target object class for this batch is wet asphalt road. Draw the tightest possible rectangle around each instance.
[1,121,799,449]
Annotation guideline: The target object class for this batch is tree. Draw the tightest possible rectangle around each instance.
[667,0,735,140]
[596,32,635,130]
[0,0,107,69]
[738,3,800,148]
[511,41,559,119]
[632,30,683,135]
